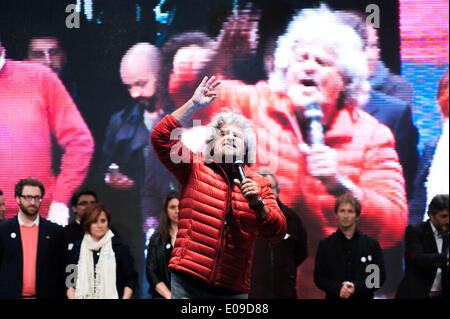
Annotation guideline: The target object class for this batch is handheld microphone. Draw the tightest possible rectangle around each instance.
[234,160,246,182]
[304,103,324,145]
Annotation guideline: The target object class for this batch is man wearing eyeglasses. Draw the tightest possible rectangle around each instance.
[63,188,98,252]
[26,33,79,101]
[0,178,66,299]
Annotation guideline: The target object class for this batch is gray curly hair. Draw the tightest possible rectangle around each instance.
[269,4,369,107]
[204,110,257,166]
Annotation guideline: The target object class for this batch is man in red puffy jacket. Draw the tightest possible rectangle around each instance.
[151,76,287,299]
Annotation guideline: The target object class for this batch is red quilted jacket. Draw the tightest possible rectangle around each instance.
[151,115,287,293]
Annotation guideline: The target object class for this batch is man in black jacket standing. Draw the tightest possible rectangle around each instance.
[63,188,98,251]
[0,178,65,299]
[314,194,386,299]
[396,194,449,299]
[250,169,307,299]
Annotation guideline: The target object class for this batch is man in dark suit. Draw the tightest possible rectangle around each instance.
[396,194,449,299]
[409,70,448,224]
[63,188,98,251]
[314,194,386,299]
[0,178,66,299]
[250,169,308,299]
[363,91,418,201]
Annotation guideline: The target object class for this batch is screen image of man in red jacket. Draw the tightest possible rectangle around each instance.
[0,38,94,226]
[201,5,408,298]
[151,76,287,299]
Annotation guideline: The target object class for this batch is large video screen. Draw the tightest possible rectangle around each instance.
[0,0,448,299]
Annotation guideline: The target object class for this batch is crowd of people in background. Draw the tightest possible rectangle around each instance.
[0,3,448,299]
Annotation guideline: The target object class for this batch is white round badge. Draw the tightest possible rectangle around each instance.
[10,232,16,239]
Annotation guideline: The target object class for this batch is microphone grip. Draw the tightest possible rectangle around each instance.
[309,119,324,145]
[237,165,246,182]
[304,103,324,145]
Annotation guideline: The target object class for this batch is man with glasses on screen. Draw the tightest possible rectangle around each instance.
[0,36,94,227]
[26,33,79,102]
[0,179,66,299]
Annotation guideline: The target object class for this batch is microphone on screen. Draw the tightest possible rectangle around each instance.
[234,160,246,182]
[304,103,324,145]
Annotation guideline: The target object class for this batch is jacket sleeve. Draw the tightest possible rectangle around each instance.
[291,208,308,266]
[256,178,287,244]
[314,239,342,296]
[151,115,195,184]
[42,68,94,204]
[393,104,419,201]
[145,234,165,288]
[118,243,138,291]
[53,225,68,298]
[99,112,121,179]
[354,123,408,248]
[405,224,447,270]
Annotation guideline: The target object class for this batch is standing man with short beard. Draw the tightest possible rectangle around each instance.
[396,194,449,299]
[314,194,386,299]
[0,179,66,299]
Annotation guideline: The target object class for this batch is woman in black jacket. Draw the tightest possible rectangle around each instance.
[146,190,179,299]
[66,203,137,299]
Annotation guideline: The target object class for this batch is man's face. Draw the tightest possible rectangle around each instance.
[0,195,5,221]
[27,37,65,74]
[212,123,246,164]
[430,209,449,234]
[285,43,344,126]
[365,26,380,78]
[336,202,359,230]
[72,194,97,222]
[15,185,42,217]
[121,63,158,108]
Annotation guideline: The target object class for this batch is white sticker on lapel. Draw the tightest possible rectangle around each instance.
[68,243,74,251]
[11,232,16,239]
[361,256,367,263]
[368,255,372,262]
[165,243,171,250]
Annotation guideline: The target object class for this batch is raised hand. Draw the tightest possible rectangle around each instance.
[191,76,221,109]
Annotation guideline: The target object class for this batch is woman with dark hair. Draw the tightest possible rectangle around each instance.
[66,203,137,299]
[146,190,179,299]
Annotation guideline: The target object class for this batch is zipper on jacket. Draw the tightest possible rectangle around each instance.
[210,164,232,286]
[210,214,229,286]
